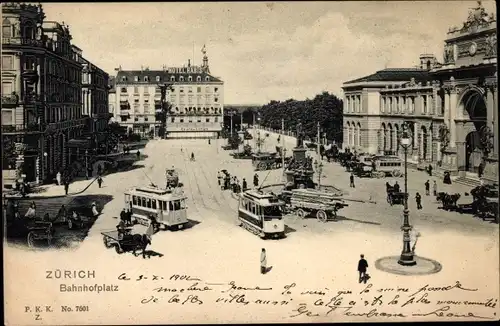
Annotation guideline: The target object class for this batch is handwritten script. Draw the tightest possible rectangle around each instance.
[117,273,498,320]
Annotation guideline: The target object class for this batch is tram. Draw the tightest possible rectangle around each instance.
[237,189,286,239]
[124,185,189,230]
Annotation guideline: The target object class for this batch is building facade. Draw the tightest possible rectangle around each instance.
[108,76,116,120]
[1,2,109,187]
[342,3,497,185]
[114,49,224,139]
[79,55,110,141]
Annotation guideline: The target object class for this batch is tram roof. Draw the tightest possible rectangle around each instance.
[241,190,283,206]
[374,155,402,161]
[126,186,186,199]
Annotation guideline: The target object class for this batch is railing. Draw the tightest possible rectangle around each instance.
[2,94,19,105]
[2,37,44,47]
[2,124,40,133]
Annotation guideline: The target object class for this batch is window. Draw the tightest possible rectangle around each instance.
[188,76,192,82]
[144,117,148,122]
[144,99,149,103]
[170,76,175,82]
[180,76,184,82]
[134,86,139,93]
[214,87,218,93]
[121,87,127,92]
[179,87,184,93]
[423,96,427,114]
[196,76,201,82]
[2,18,12,38]
[214,97,218,102]
[215,117,218,122]
[132,196,137,206]
[206,118,210,122]
[134,117,139,121]
[171,117,175,123]
[152,200,157,210]
[24,56,36,70]
[134,99,139,103]
[2,56,13,70]
[205,76,210,81]
[197,119,201,122]
[146,198,152,208]
[188,87,193,93]
[2,82,13,95]
[134,76,139,82]
[180,119,184,123]
[156,76,161,82]
[144,76,149,82]
[122,76,127,82]
[197,87,201,93]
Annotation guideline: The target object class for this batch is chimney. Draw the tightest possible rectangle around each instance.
[188,59,191,67]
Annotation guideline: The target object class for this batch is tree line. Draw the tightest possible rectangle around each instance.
[230,92,344,144]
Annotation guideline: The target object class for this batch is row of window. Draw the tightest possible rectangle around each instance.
[121,86,219,94]
[45,106,82,124]
[239,198,283,219]
[345,95,362,113]
[378,162,402,167]
[121,75,211,83]
[131,195,185,211]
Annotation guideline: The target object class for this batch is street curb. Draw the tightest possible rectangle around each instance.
[5,177,98,201]
[375,255,443,276]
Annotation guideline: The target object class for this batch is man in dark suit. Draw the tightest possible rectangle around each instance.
[358,254,368,283]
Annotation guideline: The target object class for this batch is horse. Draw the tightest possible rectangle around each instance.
[436,192,461,210]
[121,234,152,259]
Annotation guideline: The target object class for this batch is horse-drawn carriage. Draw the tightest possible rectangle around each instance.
[8,218,55,248]
[252,152,282,171]
[231,144,253,159]
[386,185,408,206]
[436,192,462,211]
[101,229,151,257]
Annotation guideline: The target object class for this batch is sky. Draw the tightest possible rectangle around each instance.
[42,1,496,105]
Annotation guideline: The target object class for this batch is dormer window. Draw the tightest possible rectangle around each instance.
[156,76,161,82]
[196,76,201,82]
[121,76,127,82]
[144,76,149,82]
[180,76,184,82]
[188,76,193,82]
[205,76,210,81]
[134,76,139,82]
[170,76,175,82]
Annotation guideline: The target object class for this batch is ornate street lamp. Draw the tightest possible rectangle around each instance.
[398,127,416,266]
[314,160,324,189]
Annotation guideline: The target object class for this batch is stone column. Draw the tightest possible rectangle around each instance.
[444,90,450,128]
[449,87,458,148]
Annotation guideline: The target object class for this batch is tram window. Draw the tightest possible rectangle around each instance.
[141,197,146,207]
[264,206,282,220]
[250,203,255,215]
[132,196,137,206]
[174,200,181,211]
[146,198,152,209]
[180,199,186,209]
[169,201,174,211]
[152,199,157,210]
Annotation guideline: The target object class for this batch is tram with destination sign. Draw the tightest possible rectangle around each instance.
[125,186,189,230]
[237,189,286,239]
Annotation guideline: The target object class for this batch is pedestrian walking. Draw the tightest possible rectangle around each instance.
[393,181,400,192]
[91,202,99,217]
[349,173,355,188]
[217,171,222,187]
[425,180,430,196]
[242,178,247,191]
[253,173,259,188]
[56,171,62,186]
[433,180,438,196]
[260,248,267,274]
[97,164,102,176]
[97,176,103,188]
[428,164,433,176]
[64,181,69,196]
[358,254,368,284]
[416,192,422,210]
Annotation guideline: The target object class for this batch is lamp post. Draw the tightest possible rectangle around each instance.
[314,160,323,189]
[398,128,416,266]
[43,152,48,182]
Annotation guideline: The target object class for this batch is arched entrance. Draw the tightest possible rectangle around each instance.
[388,123,394,153]
[458,89,487,174]
[382,123,387,151]
[345,122,350,147]
[421,126,428,161]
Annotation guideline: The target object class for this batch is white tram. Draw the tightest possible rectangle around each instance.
[237,190,286,239]
[125,186,189,230]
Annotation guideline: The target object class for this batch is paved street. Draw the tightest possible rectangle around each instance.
[5,136,498,324]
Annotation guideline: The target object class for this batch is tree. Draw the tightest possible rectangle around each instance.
[257,92,343,144]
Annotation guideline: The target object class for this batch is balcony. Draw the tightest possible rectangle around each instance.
[2,94,19,106]
[2,124,40,134]
[2,37,44,47]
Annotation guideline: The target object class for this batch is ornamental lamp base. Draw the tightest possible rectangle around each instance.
[398,254,417,266]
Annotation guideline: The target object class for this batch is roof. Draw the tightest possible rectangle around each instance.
[108,76,116,92]
[344,68,431,85]
[115,69,223,84]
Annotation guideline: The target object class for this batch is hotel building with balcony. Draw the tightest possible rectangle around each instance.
[114,49,224,139]
[342,2,497,185]
[1,2,110,187]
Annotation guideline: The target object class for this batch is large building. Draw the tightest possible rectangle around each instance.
[342,2,497,185]
[1,2,109,187]
[113,48,224,139]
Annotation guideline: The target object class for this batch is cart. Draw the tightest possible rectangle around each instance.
[288,188,348,222]
[26,221,55,248]
[101,229,145,254]
[166,169,180,187]
[252,152,279,171]
[387,191,408,206]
